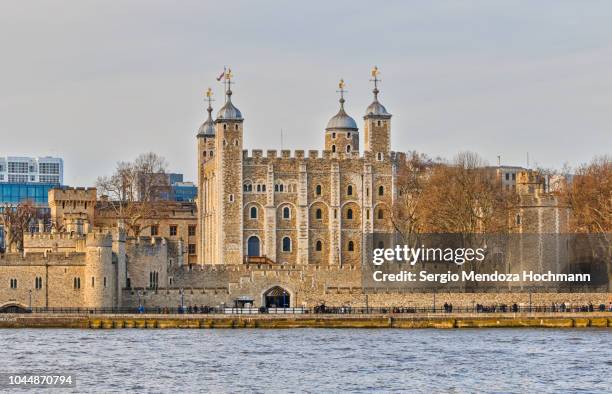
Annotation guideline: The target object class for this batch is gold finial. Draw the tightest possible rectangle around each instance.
[225,68,233,81]
[370,66,381,98]
[205,87,213,98]
[338,78,345,90]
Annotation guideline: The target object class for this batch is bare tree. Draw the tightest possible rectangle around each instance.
[96,152,170,237]
[418,152,512,234]
[564,155,612,235]
[0,200,36,252]
[392,151,435,242]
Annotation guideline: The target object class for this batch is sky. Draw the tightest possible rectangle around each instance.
[1,0,611,186]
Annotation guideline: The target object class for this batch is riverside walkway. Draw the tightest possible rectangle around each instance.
[1,312,611,329]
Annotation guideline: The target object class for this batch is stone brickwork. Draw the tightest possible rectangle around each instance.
[197,79,401,267]
[0,230,122,309]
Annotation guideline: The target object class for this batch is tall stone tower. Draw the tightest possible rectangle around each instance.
[213,69,244,264]
[196,88,216,264]
[364,66,392,157]
[324,79,359,154]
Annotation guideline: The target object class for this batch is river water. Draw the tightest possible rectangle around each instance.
[0,328,610,393]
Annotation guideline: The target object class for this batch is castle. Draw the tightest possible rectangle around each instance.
[196,70,398,267]
[0,68,607,312]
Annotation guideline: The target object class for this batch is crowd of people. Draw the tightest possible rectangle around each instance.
[133,302,612,314]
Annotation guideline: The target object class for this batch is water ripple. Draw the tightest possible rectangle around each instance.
[0,328,610,393]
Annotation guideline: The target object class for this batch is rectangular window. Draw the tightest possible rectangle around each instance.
[8,162,29,174]
[10,278,17,289]
[104,277,107,288]
[151,225,159,236]
[512,173,516,181]
[505,173,510,181]
[169,225,177,236]
[188,244,196,254]
[188,225,196,236]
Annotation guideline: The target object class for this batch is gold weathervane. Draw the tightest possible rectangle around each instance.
[205,87,213,98]
[371,66,380,78]
[338,78,345,90]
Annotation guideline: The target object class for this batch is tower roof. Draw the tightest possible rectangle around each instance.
[197,88,215,137]
[364,66,391,118]
[326,79,358,131]
[215,68,243,121]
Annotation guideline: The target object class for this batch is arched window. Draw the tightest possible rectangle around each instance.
[347,132,351,138]
[332,132,336,139]
[346,145,351,153]
[280,184,284,192]
[283,206,290,219]
[348,241,354,251]
[316,240,322,251]
[347,185,353,196]
[331,145,336,153]
[256,184,261,192]
[316,185,322,195]
[250,206,257,219]
[210,151,214,157]
[282,237,291,252]
[377,152,383,161]
[274,184,279,192]
[347,208,353,220]
[378,209,384,219]
[315,208,322,220]
[378,185,384,196]
[516,214,521,225]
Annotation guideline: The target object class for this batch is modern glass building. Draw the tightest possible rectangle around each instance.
[0,156,63,185]
[156,173,197,202]
[171,182,198,202]
[0,156,63,250]
[0,183,57,205]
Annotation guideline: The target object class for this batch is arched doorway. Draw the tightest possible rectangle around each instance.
[264,286,290,308]
[247,236,260,257]
[0,303,30,313]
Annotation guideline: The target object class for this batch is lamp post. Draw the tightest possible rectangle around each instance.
[29,289,32,310]
[180,288,184,313]
[433,291,436,313]
[137,290,142,313]
[529,292,532,313]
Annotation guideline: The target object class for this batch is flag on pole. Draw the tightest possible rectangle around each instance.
[216,67,226,81]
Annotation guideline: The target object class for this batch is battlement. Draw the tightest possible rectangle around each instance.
[49,186,97,202]
[242,149,377,162]
[128,236,167,245]
[85,232,113,247]
[0,251,88,266]
[24,232,86,242]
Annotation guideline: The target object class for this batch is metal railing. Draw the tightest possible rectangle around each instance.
[3,304,611,315]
